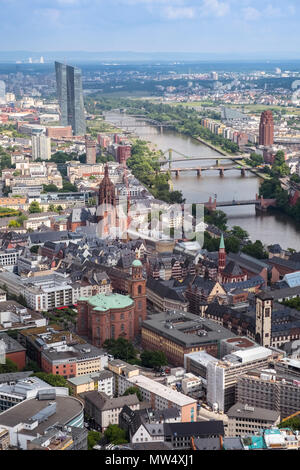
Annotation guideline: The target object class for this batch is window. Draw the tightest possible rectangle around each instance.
[265,308,271,317]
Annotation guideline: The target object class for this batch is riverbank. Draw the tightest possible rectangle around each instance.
[103,109,300,250]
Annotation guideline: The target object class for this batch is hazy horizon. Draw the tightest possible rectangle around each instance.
[0,1,299,58]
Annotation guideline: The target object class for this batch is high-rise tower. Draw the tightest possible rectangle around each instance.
[55,61,86,136]
[85,135,97,164]
[259,110,274,146]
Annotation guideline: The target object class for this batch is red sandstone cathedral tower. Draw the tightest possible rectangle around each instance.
[97,164,117,236]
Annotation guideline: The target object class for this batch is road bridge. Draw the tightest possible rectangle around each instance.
[159,148,245,168]
[204,195,277,211]
[160,165,252,177]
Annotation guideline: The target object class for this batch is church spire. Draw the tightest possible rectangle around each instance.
[219,233,225,250]
[218,233,226,275]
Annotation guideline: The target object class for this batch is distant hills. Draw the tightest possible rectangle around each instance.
[0,50,300,64]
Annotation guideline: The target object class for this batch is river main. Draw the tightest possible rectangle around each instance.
[105,111,300,250]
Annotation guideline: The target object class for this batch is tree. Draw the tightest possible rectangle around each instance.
[203,232,220,252]
[23,360,42,373]
[104,425,128,445]
[88,431,102,450]
[102,338,138,362]
[278,416,300,431]
[230,226,249,240]
[16,214,28,225]
[204,208,228,231]
[123,387,142,402]
[29,201,42,213]
[271,151,290,177]
[291,174,300,184]
[33,372,73,394]
[242,240,268,259]
[0,358,18,373]
[43,183,59,192]
[140,350,168,368]
[62,179,78,193]
[8,220,21,228]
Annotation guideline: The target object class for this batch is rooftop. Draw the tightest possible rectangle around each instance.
[142,310,236,348]
[83,391,139,411]
[127,375,196,407]
[0,396,83,435]
[227,403,280,421]
[79,292,134,312]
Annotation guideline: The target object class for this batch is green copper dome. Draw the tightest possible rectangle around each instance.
[132,259,142,267]
[79,293,134,312]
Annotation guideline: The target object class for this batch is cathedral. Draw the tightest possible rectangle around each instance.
[67,164,130,239]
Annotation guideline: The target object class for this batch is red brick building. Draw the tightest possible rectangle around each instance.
[116,145,131,164]
[46,126,72,138]
[0,333,26,370]
[85,135,97,165]
[77,292,136,347]
[259,110,274,146]
[78,260,147,345]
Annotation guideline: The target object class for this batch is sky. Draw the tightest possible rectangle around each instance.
[0,0,300,56]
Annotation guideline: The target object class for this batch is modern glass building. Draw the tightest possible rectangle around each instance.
[55,61,86,136]
[0,81,6,105]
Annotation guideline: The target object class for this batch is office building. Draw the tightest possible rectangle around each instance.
[18,325,108,378]
[0,376,68,412]
[227,403,280,437]
[236,367,300,419]
[46,126,72,138]
[55,61,86,136]
[0,272,76,312]
[85,135,97,164]
[0,395,84,450]
[0,81,6,105]
[206,347,276,412]
[0,300,46,333]
[67,370,114,397]
[83,391,141,431]
[27,424,88,450]
[259,110,274,146]
[141,310,236,367]
[32,134,51,161]
[116,373,197,423]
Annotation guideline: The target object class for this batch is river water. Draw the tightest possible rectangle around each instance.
[105,112,300,250]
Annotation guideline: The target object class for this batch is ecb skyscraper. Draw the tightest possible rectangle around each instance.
[55,61,86,136]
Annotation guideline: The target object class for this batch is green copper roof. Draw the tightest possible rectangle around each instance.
[219,233,225,250]
[79,293,134,312]
[132,259,142,267]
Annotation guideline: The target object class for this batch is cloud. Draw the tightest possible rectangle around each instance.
[242,6,261,21]
[163,5,196,19]
[34,8,62,25]
[201,0,230,17]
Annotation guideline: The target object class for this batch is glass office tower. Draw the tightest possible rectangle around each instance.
[55,61,86,136]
